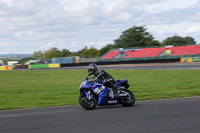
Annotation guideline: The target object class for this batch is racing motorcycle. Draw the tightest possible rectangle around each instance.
[78,75,135,110]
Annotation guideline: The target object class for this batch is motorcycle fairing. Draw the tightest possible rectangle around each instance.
[115,79,129,89]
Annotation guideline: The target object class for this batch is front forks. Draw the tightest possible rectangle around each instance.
[87,90,93,100]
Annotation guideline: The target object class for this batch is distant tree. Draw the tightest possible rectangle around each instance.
[61,49,71,57]
[43,47,60,60]
[72,47,99,58]
[99,44,114,56]
[42,47,72,60]
[32,51,43,59]
[114,25,161,48]
[185,36,196,44]
[84,47,99,58]
[162,35,196,46]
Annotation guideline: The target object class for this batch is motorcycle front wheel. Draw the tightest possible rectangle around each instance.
[79,93,97,110]
[120,89,135,107]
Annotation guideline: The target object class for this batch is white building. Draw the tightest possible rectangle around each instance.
[7,61,19,67]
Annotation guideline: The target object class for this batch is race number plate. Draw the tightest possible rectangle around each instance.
[108,100,117,104]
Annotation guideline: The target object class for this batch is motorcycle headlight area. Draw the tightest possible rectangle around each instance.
[79,80,87,90]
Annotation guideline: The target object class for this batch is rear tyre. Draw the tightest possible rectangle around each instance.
[120,89,135,107]
[79,93,97,110]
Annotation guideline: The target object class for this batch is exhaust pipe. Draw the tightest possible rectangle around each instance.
[118,93,128,97]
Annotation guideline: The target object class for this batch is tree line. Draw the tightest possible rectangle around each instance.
[33,25,197,60]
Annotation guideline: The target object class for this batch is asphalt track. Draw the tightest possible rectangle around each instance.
[0,97,200,133]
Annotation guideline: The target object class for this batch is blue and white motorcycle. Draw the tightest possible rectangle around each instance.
[79,75,135,110]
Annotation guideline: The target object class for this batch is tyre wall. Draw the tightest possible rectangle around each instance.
[28,64,60,69]
[180,57,200,62]
[0,66,13,71]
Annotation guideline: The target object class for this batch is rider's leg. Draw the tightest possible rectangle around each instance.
[104,79,117,90]
[104,79,119,97]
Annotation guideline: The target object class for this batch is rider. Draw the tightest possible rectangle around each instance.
[87,63,118,96]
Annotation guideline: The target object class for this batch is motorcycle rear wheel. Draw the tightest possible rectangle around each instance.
[120,89,135,107]
[79,93,97,110]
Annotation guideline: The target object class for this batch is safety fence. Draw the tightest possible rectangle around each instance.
[0,66,13,71]
[3,55,200,70]
[180,57,200,62]
[28,64,60,69]
[61,58,180,67]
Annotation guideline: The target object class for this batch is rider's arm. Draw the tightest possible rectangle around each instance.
[92,69,104,82]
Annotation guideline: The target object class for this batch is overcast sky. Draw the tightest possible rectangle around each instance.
[0,0,200,54]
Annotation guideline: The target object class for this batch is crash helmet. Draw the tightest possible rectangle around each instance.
[87,63,97,75]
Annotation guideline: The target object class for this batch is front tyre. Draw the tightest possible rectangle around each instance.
[120,89,135,107]
[79,93,97,110]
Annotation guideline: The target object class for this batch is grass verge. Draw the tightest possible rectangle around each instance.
[0,69,200,110]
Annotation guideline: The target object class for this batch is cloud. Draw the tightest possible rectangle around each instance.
[0,0,200,54]
[186,26,200,33]
[132,2,200,31]
[132,0,162,5]
[104,0,130,15]
[141,0,199,13]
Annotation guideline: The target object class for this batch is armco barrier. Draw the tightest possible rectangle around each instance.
[0,66,13,71]
[29,64,60,69]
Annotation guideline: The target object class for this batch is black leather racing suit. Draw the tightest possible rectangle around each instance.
[92,68,116,90]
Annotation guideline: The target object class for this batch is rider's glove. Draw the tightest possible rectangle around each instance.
[91,78,98,83]
[91,79,96,83]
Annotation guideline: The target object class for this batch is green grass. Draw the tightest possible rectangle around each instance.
[0,69,200,110]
